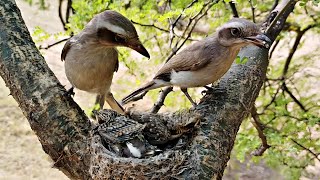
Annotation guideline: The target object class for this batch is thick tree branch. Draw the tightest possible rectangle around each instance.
[0,1,91,179]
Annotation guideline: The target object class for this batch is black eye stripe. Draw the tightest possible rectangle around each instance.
[114,35,126,43]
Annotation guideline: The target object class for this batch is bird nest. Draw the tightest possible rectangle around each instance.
[89,109,202,179]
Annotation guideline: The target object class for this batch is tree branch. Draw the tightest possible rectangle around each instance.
[291,139,320,162]
[251,106,271,156]
[229,2,239,18]
[281,82,307,112]
[39,38,69,50]
[248,0,256,23]
[131,20,169,33]
[0,0,297,179]
[282,24,318,76]
[150,86,173,114]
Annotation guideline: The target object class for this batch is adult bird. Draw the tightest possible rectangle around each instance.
[122,18,270,106]
[61,10,150,114]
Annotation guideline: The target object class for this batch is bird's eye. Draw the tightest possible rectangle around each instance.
[114,35,126,43]
[230,28,240,37]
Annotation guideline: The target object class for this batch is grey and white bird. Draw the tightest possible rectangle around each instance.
[61,10,150,114]
[122,18,271,106]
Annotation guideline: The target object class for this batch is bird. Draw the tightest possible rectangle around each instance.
[93,109,147,158]
[61,10,150,114]
[121,18,271,106]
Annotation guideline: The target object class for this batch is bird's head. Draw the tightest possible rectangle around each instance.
[89,10,150,58]
[217,18,271,49]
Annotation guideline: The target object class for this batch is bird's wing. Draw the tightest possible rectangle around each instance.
[154,38,212,80]
[61,38,73,61]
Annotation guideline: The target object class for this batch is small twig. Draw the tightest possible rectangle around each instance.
[251,106,271,156]
[268,38,280,59]
[229,1,239,18]
[165,1,215,63]
[58,0,66,30]
[131,20,169,33]
[66,0,73,24]
[291,139,320,162]
[151,87,173,114]
[262,82,281,113]
[281,83,307,112]
[39,38,70,50]
[171,0,199,29]
[282,24,317,76]
[131,20,198,42]
[248,0,256,23]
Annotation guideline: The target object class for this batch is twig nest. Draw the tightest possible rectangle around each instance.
[89,109,201,179]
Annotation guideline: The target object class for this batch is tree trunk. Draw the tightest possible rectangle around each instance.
[0,0,296,179]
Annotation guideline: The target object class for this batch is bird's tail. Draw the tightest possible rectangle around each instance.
[105,92,125,115]
[121,81,162,105]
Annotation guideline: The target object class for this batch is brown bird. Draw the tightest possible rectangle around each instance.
[122,18,271,106]
[61,10,150,114]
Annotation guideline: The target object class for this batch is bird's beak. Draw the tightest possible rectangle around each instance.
[128,41,150,59]
[244,34,272,49]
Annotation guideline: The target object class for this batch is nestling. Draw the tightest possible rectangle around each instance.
[122,18,271,106]
[61,10,150,114]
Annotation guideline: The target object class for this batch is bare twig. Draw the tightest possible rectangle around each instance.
[151,87,173,114]
[39,38,69,50]
[269,38,280,59]
[131,20,198,42]
[169,0,199,48]
[251,106,271,156]
[58,0,66,30]
[229,1,239,18]
[282,24,317,76]
[66,0,73,24]
[248,0,256,23]
[281,83,307,112]
[262,82,281,113]
[131,20,169,33]
[291,139,320,162]
[165,1,215,63]
[171,0,199,30]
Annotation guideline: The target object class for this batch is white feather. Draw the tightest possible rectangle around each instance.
[221,21,243,29]
[98,20,126,35]
[126,142,141,158]
[170,70,214,87]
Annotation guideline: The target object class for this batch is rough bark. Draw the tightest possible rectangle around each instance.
[0,0,296,179]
